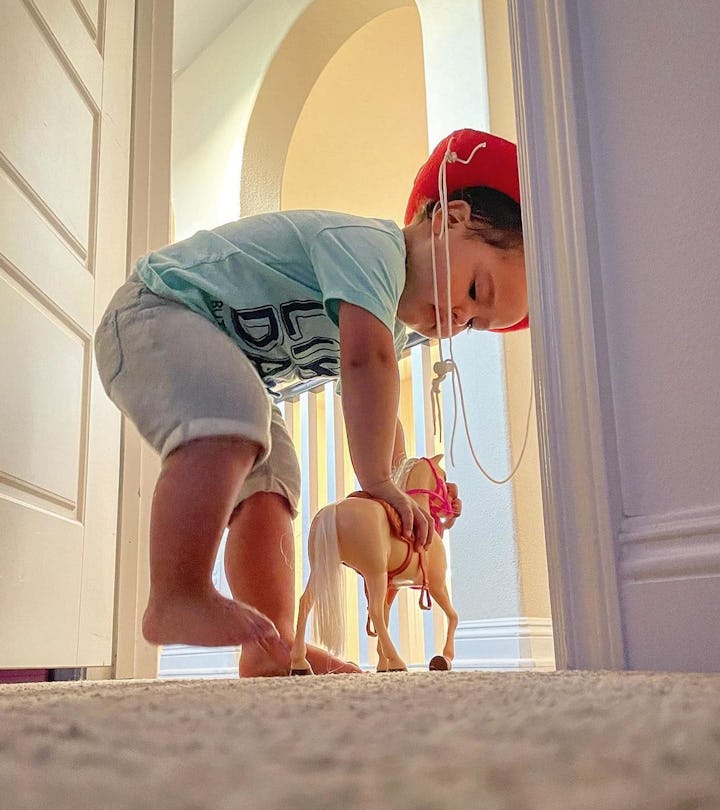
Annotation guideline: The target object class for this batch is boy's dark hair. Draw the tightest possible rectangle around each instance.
[418,185,523,251]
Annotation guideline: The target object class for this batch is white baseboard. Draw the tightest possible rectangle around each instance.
[158,645,239,679]
[618,505,720,672]
[619,504,720,580]
[160,667,239,680]
[452,617,555,671]
[157,620,558,678]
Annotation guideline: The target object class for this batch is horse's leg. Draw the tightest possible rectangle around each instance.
[365,572,406,672]
[290,576,315,675]
[426,580,458,670]
[376,588,399,672]
[426,542,458,671]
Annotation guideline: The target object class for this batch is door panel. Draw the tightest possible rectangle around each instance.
[31,0,104,102]
[0,171,92,328]
[0,2,97,250]
[76,0,101,36]
[0,0,134,667]
[0,499,84,667]
[1,274,85,507]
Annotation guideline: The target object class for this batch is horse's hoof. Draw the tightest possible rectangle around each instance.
[385,667,408,673]
[290,668,313,676]
[429,655,452,671]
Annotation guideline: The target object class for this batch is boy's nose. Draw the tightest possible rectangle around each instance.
[452,306,472,327]
[450,310,472,336]
[453,305,489,332]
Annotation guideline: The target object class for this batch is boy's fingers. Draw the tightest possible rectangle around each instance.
[412,505,433,551]
[395,502,413,542]
[250,612,281,640]
[255,635,291,669]
[258,635,290,655]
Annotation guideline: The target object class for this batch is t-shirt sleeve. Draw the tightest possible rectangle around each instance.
[309,224,405,337]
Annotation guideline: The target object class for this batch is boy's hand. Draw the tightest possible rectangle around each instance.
[364,478,434,551]
[441,481,462,530]
[338,302,430,547]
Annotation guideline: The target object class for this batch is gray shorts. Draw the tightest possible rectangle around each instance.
[94,274,301,515]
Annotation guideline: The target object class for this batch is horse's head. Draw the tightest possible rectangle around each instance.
[397,455,455,536]
[426,453,446,482]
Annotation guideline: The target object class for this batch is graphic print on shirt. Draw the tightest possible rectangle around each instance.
[209,298,340,390]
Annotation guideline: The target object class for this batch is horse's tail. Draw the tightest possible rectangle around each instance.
[308,503,346,657]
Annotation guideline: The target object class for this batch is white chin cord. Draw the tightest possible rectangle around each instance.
[429,141,534,485]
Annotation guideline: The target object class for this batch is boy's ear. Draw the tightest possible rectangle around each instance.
[446,199,472,226]
[431,199,471,235]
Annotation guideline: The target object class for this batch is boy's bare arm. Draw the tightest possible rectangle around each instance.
[392,418,407,471]
[338,302,398,487]
[338,302,432,548]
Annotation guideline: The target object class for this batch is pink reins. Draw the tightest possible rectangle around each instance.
[406,458,454,536]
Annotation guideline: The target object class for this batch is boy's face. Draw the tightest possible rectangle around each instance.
[400,206,527,337]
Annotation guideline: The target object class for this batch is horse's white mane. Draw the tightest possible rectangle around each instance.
[392,456,421,491]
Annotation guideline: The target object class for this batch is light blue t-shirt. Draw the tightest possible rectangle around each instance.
[135,210,408,394]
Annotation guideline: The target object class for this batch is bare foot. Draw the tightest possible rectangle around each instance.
[306,645,362,675]
[239,641,362,677]
[142,589,282,650]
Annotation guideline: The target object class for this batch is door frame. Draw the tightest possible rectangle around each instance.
[112,0,173,679]
[507,0,625,669]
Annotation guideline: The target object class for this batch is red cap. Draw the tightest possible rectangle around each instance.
[405,129,528,333]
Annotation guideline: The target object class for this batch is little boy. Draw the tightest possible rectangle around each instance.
[95,129,527,676]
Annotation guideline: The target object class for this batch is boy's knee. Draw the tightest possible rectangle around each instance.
[163,436,264,478]
[240,490,294,515]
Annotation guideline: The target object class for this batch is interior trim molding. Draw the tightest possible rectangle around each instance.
[159,645,240,679]
[453,617,556,671]
[113,0,173,680]
[621,504,720,544]
[506,0,625,669]
[620,505,720,581]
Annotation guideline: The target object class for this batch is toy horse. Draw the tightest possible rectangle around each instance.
[290,455,459,674]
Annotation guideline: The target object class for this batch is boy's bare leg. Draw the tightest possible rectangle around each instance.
[225,492,361,676]
[142,437,284,659]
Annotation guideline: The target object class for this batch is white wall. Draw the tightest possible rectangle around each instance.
[575,1,720,670]
[172,0,313,238]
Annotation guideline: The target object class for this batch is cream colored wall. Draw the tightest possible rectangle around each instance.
[482,0,550,619]
[281,7,427,221]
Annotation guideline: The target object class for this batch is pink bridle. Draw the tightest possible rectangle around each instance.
[406,458,454,536]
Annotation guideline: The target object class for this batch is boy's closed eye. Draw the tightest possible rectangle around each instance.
[467,275,495,331]
[467,280,478,331]
[469,275,494,305]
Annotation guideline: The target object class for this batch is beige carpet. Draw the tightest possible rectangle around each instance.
[1,671,719,809]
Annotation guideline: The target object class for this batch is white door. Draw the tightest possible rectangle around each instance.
[0,0,135,667]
